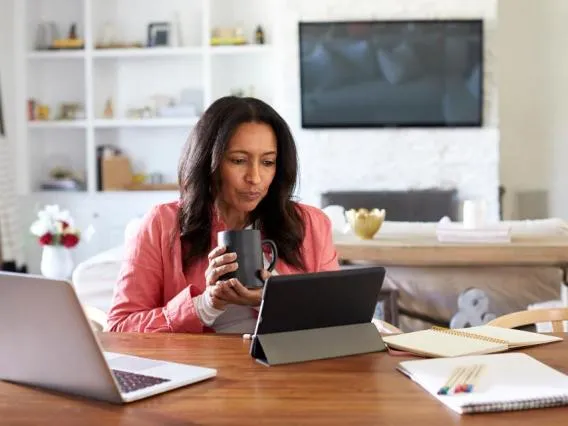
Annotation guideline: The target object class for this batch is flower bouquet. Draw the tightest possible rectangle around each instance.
[30,204,81,248]
[30,205,80,280]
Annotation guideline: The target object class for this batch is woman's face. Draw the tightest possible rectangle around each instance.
[219,122,277,215]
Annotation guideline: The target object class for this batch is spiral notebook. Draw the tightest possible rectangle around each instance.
[398,353,568,414]
[382,325,562,358]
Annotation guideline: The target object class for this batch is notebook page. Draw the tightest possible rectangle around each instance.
[398,353,568,414]
[460,326,563,348]
[383,329,507,357]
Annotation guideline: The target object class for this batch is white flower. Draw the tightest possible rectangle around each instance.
[31,204,77,236]
[30,217,55,236]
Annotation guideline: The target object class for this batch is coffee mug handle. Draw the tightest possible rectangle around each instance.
[261,239,278,272]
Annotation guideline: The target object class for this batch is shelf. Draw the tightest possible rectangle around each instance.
[28,120,87,129]
[27,50,85,59]
[93,118,199,128]
[124,183,179,191]
[209,44,272,55]
[92,47,204,58]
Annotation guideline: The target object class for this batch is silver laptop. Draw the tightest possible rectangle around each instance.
[0,272,217,404]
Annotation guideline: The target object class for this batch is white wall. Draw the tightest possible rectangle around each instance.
[498,0,550,219]
[273,0,500,220]
[499,0,568,220]
[541,1,568,220]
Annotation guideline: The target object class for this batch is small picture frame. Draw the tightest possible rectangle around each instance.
[147,22,170,47]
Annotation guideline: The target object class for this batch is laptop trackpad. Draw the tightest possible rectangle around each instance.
[105,352,167,372]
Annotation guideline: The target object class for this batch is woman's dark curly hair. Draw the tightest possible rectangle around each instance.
[175,96,306,272]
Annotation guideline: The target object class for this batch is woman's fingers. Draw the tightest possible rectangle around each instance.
[212,280,240,302]
[229,279,248,297]
[205,247,238,287]
[259,269,271,281]
[226,279,263,306]
[207,245,226,261]
[206,261,238,286]
[210,252,237,268]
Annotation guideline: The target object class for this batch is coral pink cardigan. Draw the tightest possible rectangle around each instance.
[106,201,339,333]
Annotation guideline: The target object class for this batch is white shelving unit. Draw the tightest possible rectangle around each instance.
[93,117,200,129]
[17,0,276,195]
[15,0,277,269]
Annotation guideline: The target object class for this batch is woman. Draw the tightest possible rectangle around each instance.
[106,96,339,333]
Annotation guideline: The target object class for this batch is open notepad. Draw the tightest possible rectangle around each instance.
[382,325,563,358]
[398,353,568,414]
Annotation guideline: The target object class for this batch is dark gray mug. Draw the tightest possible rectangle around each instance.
[217,229,278,288]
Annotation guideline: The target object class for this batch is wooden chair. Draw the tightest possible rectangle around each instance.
[487,308,568,332]
[372,318,402,334]
[82,305,108,332]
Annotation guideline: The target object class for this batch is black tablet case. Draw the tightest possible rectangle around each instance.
[250,266,387,366]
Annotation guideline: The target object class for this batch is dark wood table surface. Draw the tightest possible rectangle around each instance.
[1,333,567,425]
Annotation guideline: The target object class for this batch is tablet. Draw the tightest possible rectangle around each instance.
[250,266,387,365]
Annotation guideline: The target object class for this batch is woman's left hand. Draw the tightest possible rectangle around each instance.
[210,270,272,307]
[210,279,263,306]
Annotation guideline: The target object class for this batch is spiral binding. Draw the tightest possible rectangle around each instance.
[431,326,509,345]
[462,395,568,413]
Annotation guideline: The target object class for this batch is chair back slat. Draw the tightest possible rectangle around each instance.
[487,308,568,331]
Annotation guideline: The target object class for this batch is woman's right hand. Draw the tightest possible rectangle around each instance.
[205,245,238,286]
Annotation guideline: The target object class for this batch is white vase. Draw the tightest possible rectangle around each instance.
[40,246,74,280]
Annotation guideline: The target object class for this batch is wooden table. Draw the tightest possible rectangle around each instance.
[1,333,566,425]
[334,235,568,305]
[334,234,568,267]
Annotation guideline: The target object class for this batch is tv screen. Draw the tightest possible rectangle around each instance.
[299,20,483,128]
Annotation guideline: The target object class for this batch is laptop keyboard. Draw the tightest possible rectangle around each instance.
[112,369,170,394]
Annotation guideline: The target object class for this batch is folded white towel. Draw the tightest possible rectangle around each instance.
[435,217,512,243]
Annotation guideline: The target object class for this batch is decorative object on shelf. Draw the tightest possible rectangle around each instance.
[102,153,133,190]
[36,104,50,120]
[255,25,265,44]
[27,99,53,121]
[95,20,144,49]
[57,103,84,120]
[210,27,247,45]
[148,172,164,184]
[147,22,171,47]
[96,145,122,190]
[69,23,78,40]
[98,148,177,191]
[40,166,86,192]
[126,106,153,119]
[30,204,81,280]
[97,21,118,48]
[103,98,114,118]
[34,21,59,50]
[47,22,84,50]
[149,94,174,116]
[345,208,386,240]
[27,99,36,121]
[154,91,198,118]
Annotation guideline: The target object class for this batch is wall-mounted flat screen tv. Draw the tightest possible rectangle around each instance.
[299,20,483,128]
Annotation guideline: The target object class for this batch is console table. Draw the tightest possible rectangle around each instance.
[334,234,568,306]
